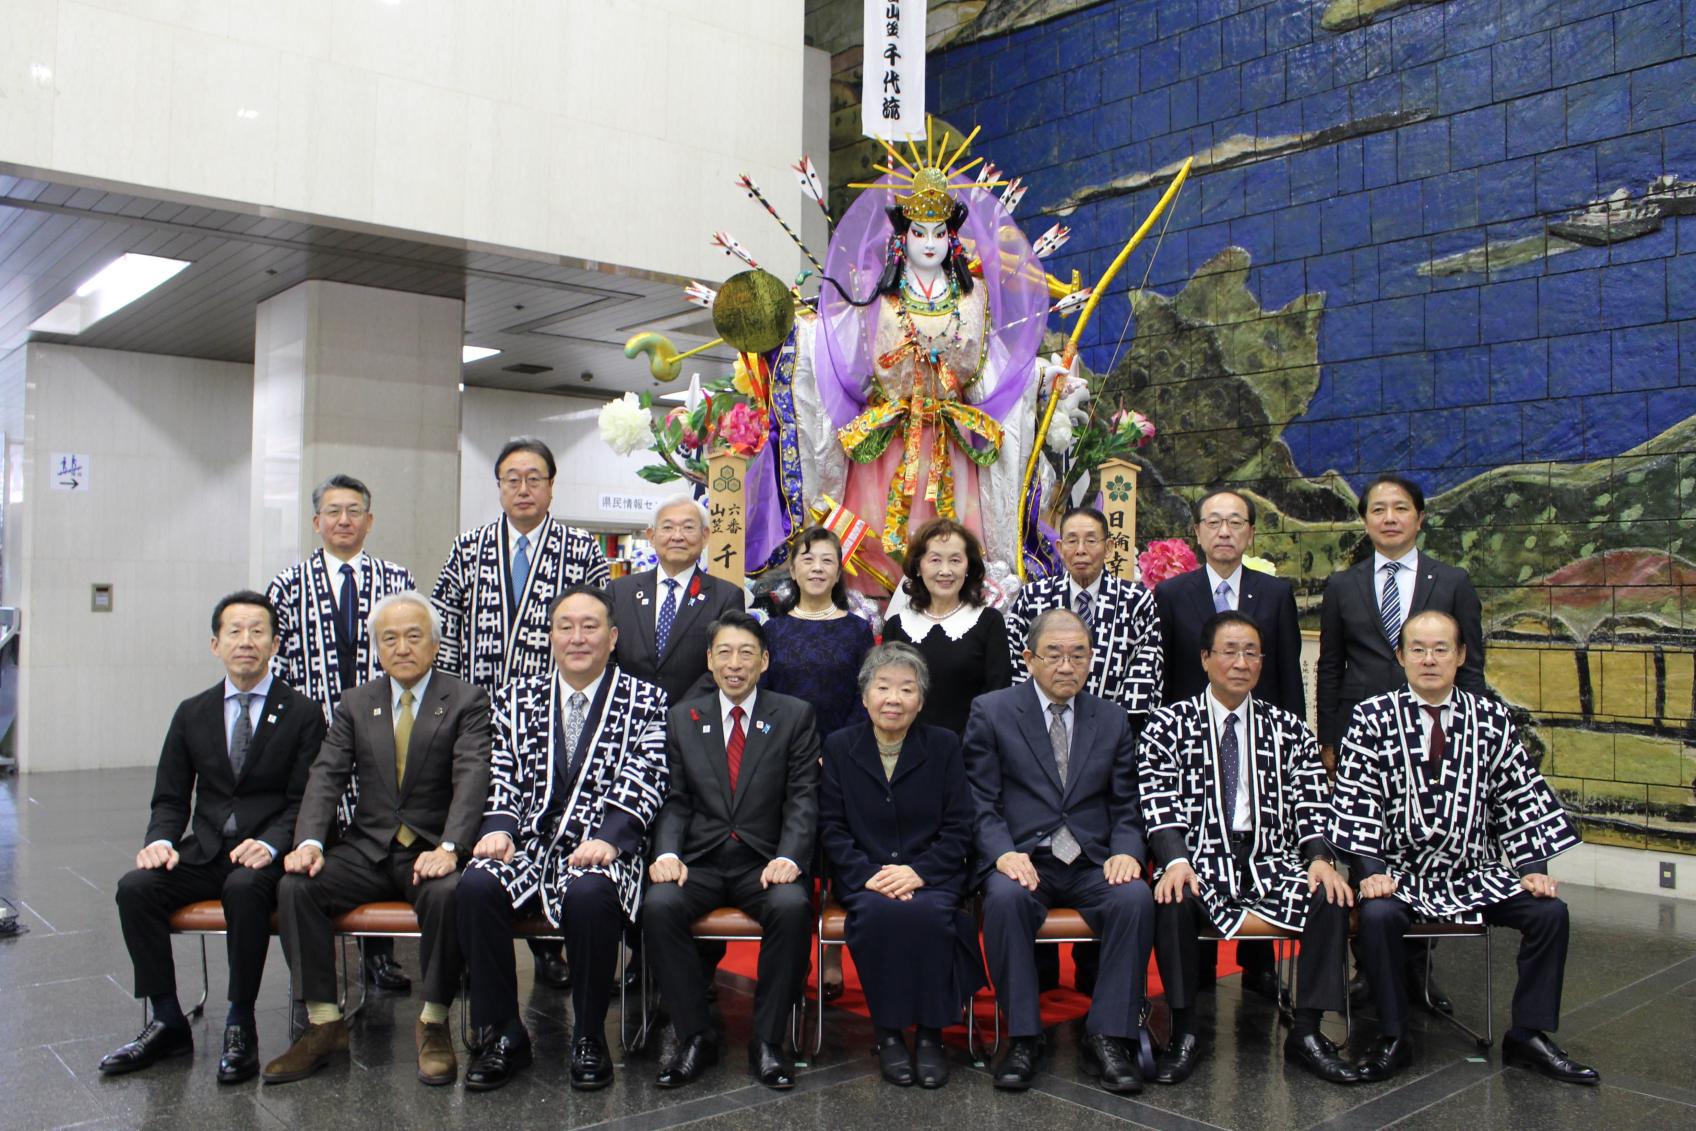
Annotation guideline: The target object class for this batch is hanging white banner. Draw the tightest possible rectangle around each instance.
[861,0,926,142]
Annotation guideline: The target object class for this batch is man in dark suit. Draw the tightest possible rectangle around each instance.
[964,608,1155,1095]
[264,592,491,1087]
[1154,487,1304,998]
[610,494,744,704]
[1317,472,1487,1014]
[644,610,821,1091]
[100,592,325,1083]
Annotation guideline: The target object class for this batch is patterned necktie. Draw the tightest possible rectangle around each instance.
[563,691,588,759]
[726,704,747,794]
[1048,702,1081,864]
[656,578,679,654]
[1221,711,1241,831]
[1422,704,1446,769]
[230,692,254,777]
[1073,588,1093,630]
[394,688,417,846]
[1379,561,1403,645]
[511,534,531,599]
[339,562,358,644]
[1214,579,1232,613]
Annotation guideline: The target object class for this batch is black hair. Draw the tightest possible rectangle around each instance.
[778,526,850,613]
[1192,487,1256,526]
[547,584,614,623]
[902,518,987,612]
[212,590,278,636]
[822,199,975,308]
[496,436,558,480]
[708,609,768,651]
[1200,610,1261,652]
[312,474,371,512]
[1357,473,1424,517]
[1059,506,1110,539]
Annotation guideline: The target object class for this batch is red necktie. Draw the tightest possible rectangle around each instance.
[1422,704,1446,768]
[726,705,746,793]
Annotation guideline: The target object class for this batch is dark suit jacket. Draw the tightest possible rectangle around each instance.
[818,723,976,896]
[1156,565,1305,717]
[1315,552,1486,747]
[144,679,325,865]
[651,688,820,868]
[961,681,1147,883]
[294,670,492,860]
[610,568,744,706]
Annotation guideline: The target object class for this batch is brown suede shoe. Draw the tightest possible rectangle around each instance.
[417,1018,458,1086]
[261,1019,349,1084]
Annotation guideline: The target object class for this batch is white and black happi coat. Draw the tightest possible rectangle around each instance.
[431,515,609,690]
[1139,694,1328,934]
[1328,687,1580,921]
[1006,573,1163,715]
[269,550,417,829]
[466,668,669,924]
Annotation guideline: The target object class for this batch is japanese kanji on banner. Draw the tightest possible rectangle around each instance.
[1098,458,1140,582]
[705,451,749,583]
[861,0,926,141]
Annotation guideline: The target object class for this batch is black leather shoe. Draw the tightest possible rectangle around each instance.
[1153,1032,1200,1085]
[99,1020,193,1075]
[362,952,411,992]
[1354,1035,1413,1083]
[656,1032,719,1088]
[749,1039,795,1090]
[992,1036,1045,1090]
[1080,1032,1143,1094]
[914,1030,948,1089]
[569,1035,614,1091]
[463,1029,533,1091]
[1407,969,1453,1014]
[876,1029,914,1086]
[533,950,571,990]
[1284,1031,1359,1084]
[217,1024,259,1084]
[1502,1032,1599,1085]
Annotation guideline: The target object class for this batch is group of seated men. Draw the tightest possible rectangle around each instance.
[94,445,1599,1098]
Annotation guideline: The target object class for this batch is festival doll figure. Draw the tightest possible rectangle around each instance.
[809,132,1051,589]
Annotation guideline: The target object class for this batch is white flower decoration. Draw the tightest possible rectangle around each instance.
[598,392,652,455]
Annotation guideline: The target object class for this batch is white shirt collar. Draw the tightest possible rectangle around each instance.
[1409,688,1455,713]
[557,667,606,709]
[1066,571,1104,603]
[658,562,696,592]
[1205,685,1251,730]
[1031,681,1073,718]
[507,514,549,555]
[719,688,757,728]
[1373,546,1419,574]
[391,670,432,714]
[321,547,367,572]
[1204,561,1244,598]
[224,672,274,703]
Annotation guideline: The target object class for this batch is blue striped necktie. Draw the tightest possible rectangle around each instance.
[1379,562,1402,645]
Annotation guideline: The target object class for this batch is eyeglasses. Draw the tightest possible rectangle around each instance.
[1405,645,1455,660]
[656,521,702,535]
[498,474,551,490]
[1207,647,1263,662]
[1060,535,1105,549]
[318,505,368,520]
[1199,516,1249,531]
[1031,649,1090,668]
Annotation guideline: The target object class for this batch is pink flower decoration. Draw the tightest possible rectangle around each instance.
[717,401,769,457]
[1113,409,1157,448]
[1136,537,1199,587]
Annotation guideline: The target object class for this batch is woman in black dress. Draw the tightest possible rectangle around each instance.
[818,642,985,1088]
[762,526,875,736]
[880,518,1012,735]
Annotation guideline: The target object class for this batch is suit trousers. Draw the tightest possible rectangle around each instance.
[642,839,813,1045]
[115,847,281,1003]
[1155,885,1348,1012]
[1356,892,1569,1036]
[277,842,461,1006]
[982,851,1154,1039]
[456,866,623,1037]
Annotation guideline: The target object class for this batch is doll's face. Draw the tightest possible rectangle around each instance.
[903,220,949,270]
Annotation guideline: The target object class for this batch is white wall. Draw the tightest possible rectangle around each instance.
[459,386,673,534]
[0,0,805,283]
[15,344,252,771]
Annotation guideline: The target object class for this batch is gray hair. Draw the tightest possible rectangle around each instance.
[1027,607,1094,653]
[367,590,443,645]
[312,473,371,512]
[856,641,931,699]
[652,492,709,529]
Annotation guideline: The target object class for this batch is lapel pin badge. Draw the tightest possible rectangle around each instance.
[701,724,712,733]
[434,706,445,716]
[373,708,383,716]
[266,715,277,724]
[755,719,771,734]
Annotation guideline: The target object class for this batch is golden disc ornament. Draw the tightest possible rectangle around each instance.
[712,269,794,355]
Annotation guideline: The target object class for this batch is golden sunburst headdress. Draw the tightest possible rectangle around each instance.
[848,115,1009,223]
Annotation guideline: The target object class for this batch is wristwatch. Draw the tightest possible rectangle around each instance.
[440,841,459,857]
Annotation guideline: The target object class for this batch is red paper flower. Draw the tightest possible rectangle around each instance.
[1136,537,1199,587]
[688,707,701,722]
[718,402,769,456]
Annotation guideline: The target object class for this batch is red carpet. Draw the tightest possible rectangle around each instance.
[720,938,1248,1033]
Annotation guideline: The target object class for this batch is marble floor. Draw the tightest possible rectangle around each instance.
[3,767,1693,1130]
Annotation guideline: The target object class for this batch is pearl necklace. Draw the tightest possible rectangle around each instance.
[790,604,842,621]
[920,601,961,620]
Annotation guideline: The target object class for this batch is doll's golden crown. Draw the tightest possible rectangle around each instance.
[847,116,1008,222]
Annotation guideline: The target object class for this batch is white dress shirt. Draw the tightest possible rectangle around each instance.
[657,689,797,870]
[1205,563,1245,611]
[507,515,548,570]
[1206,688,1254,832]
[1374,547,1419,630]
[148,675,279,857]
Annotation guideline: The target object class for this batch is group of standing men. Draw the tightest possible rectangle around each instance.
[96,432,1597,1098]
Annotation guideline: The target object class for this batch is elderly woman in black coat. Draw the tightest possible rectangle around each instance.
[818,642,986,1088]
